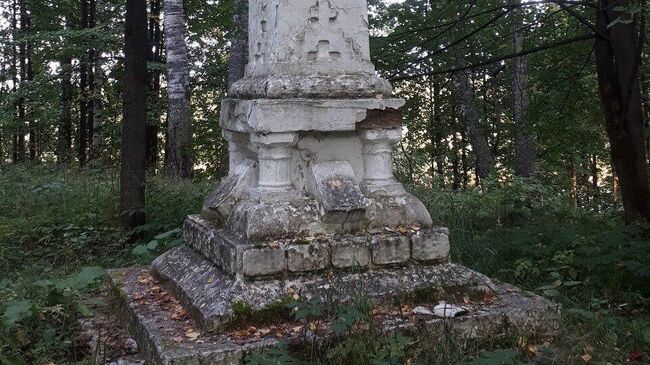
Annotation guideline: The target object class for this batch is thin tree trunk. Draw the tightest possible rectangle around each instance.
[90,53,104,160]
[14,0,26,163]
[78,0,88,168]
[146,0,162,171]
[595,0,650,223]
[512,0,536,177]
[57,56,73,164]
[121,0,148,230]
[22,2,35,161]
[164,0,193,178]
[86,0,96,158]
[569,159,578,208]
[452,66,494,181]
[11,0,20,163]
[228,0,248,89]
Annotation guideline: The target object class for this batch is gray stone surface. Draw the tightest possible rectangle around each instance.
[242,247,286,277]
[109,263,561,365]
[411,228,450,262]
[331,241,370,268]
[309,161,366,225]
[153,245,478,331]
[182,216,450,278]
[366,193,434,228]
[371,235,410,265]
[287,243,329,273]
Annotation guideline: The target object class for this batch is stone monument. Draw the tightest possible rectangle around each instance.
[108,0,558,363]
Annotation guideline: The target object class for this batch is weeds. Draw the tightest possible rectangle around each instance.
[1,167,649,364]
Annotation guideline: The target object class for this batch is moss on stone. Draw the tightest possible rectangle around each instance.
[226,297,294,330]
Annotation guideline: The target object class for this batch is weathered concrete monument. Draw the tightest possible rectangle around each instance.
[108,0,558,363]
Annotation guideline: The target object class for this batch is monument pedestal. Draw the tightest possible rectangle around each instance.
[108,260,560,365]
[107,0,561,362]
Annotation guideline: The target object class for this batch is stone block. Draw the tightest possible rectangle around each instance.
[242,247,286,277]
[309,161,366,225]
[411,228,450,262]
[287,244,329,273]
[201,159,257,224]
[183,215,238,275]
[331,242,371,268]
[371,235,410,265]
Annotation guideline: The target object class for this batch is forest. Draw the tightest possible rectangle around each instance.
[1,0,650,364]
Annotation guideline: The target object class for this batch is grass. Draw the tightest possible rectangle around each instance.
[1,166,649,364]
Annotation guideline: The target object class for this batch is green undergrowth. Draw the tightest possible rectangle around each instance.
[1,167,649,364]
[0,164,211,364]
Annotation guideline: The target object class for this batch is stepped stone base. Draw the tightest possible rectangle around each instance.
[107,250,561,365]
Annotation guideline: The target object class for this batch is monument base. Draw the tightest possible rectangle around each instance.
[107,247,560,365]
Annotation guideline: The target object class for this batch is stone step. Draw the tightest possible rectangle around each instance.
[152,245,539,332]
[184,214,451,279]
[107,264,561,365]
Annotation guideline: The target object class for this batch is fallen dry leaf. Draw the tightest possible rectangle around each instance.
[581,354,592,363]
[185,329,200,341]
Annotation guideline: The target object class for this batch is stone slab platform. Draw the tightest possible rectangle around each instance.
[184,214,451,279]
[108,266,560,365]
[152,245,486,331]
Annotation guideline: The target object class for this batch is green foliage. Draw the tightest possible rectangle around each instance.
[0,266,105,364]
[464,349,525,365]
[0,165,210,364]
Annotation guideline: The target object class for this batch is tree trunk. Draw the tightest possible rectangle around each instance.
[511,1,536,178]
[14,0,27,163]
[163,0,193,178]
[452,66,494,181]
[57,56,73,164]
[22,1,35,161]
[78,0,88,168]
[121,0,148,230]
[10,0,20,164]
[90,53,104,160]
[86,0,96,159]
[146,0,162,171]
[228,0,248,89]
[594,0,650,223]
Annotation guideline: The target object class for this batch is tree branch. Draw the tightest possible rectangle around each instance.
[389,33,596,81]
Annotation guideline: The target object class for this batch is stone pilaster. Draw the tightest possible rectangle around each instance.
[359,129,405,196]
[250,132,297,192]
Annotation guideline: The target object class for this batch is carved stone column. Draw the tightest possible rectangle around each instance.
[359,129,405,196]
[250,132,297,192]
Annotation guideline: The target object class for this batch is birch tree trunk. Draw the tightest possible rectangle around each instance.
[163,0,193,178]
[511,1,536,177]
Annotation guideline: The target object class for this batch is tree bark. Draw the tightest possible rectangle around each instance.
[594,0,650,223]
[57,56,73,164]
[90,53,104,160]
[146,0,162,171]
[452,66,495,181]
[78,0,88,168]
[163,0,193,178]
[228,0,248,88]
[86,0,96,159]
[511,1,536,177]
[121,0,148,230]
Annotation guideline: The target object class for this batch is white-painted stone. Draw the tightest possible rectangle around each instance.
[250,132,297,192]
[359,129,406,196]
